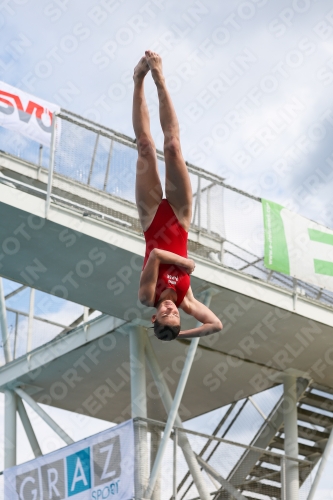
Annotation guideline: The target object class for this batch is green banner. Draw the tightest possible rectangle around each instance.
[262,199,290,275]
[309,228,333,277]
[262,198,333,293]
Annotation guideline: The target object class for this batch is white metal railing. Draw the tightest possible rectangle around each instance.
[0,278,99,364]
[52,109,228,241]
[134,416,314,500]
[1,109,333,311]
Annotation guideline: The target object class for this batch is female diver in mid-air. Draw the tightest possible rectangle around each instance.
[133,50,222,341]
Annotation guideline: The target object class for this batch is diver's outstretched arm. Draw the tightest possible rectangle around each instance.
[179,292,222,338]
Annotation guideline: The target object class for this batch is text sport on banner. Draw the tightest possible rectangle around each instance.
[4,420,134,500]
[262,198,333,293]
[0,80,60,147]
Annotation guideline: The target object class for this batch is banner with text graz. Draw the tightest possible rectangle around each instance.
[0,80,60,146]
[262,199,333,293]
[4,420,134,500]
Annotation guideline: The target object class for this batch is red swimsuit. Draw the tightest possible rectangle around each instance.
[143,199,190,307]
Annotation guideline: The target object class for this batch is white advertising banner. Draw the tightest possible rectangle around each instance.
[262,199,333,292]
[4,420,134,500]
[0,80,60,147]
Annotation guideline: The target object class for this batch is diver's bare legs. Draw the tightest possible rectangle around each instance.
[145,50,192,231]
[133,56,162,232]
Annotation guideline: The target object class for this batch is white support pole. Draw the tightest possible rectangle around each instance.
[145,291,213,500]
[14,387,74,446]
[0,278,12,363]
[151,427,161,500]
[45,112,58,219]
[173,428,177,500]
[145,337,211,500]
[17,397,42,458]
[129,326,148,499]
[307,426,333,500]
[146,338,201,498]
[281,456,286,500]
[129,325,147,419]
[26,288,35,354]
[4,390,16,468]
[283,375,299,500]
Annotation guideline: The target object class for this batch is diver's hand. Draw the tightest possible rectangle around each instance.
[184,259,195,275]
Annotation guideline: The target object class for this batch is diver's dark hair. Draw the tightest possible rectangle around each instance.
[153,320,180,341]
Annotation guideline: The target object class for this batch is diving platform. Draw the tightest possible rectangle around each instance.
[0,151,333,401]
[1,110,333,499]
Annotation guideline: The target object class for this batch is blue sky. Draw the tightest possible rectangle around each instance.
[1,0,333,497]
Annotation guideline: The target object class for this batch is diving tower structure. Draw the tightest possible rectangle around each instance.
[0,109,333,499]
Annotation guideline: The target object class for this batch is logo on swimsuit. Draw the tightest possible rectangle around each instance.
[167,274,178,285]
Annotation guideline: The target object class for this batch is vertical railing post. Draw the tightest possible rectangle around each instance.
[13,312,18,359]
[0,278,12,363]
[37,144,43,179]
[220,240,225,265]
[38,144,43,166]
[45,112,58,219]
[219,184,226,240]
[293,277,298,311]
[87,132,100,186]
[26,288,35,354]
[4,390,16,468]
[207,186,211,233]
[151,426,161,500]
[284,375,299,500]
[192,181,198,227]
[83,306,89,323]
[197,176,202,231]
[103,138,114,191]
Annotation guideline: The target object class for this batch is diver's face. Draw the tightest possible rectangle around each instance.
[152,300,180,326]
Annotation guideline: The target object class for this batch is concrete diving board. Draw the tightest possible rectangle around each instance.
[1,165,333,422]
